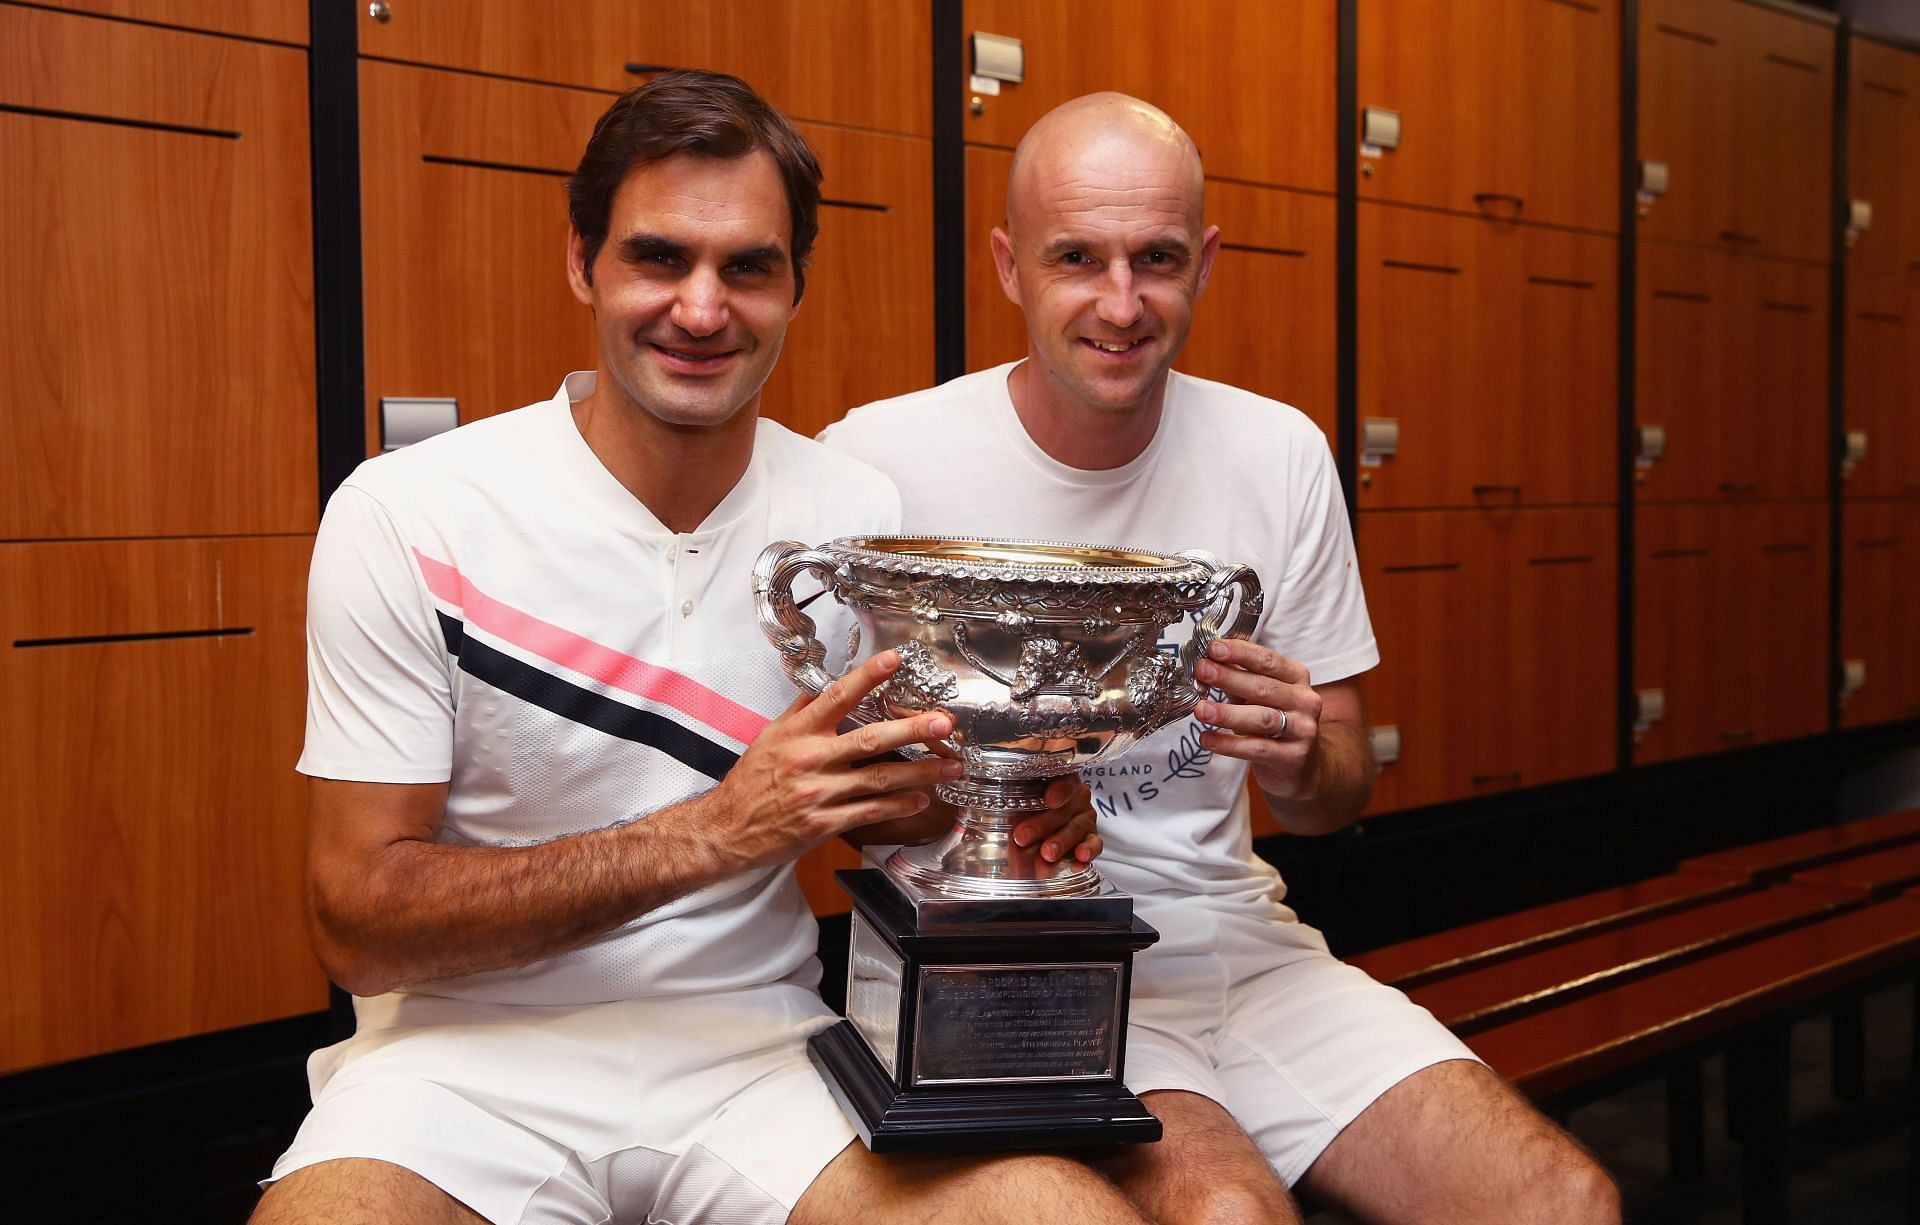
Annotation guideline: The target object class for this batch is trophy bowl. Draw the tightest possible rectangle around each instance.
[753,535,1262,901]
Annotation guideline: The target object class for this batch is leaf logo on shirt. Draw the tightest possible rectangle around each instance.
[1165,721,1214,780]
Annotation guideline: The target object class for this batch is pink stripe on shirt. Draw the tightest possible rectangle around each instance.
[412,549,771,746]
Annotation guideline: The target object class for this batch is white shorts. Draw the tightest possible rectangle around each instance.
[1123,898,1480,1187]
[267,980,857,1225]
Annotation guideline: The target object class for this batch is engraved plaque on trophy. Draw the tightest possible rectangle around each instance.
[754,536,1261,1153]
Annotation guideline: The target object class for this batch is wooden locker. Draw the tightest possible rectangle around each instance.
[757,125,934,438]
[965,146,1336,437]
[1356,0,1620,233]
[358,0,931,136]
[961,0,1336,192]
[26,0,306,43]
[1843,306,1919,500]
[1356,203,1616,509]
[1639,0,1833,263]
[1361,508,1617,814]
[0,537,324,1073]
[0,6,317,539]
[1636,243,1826,503]
[1847,34,1920,320]
[1840,501,1920,728]
[1634,502,1829,764]
[360,62,931,449]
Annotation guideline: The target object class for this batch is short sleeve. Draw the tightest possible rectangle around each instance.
[296,484,457,782]
[1263,441,1379,685]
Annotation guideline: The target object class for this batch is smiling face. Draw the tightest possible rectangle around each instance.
[994,101,1218,419]
[567,150,799,429]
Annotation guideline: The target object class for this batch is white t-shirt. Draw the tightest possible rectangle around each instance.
[300,372,901,1004]
[820,362,1376,917]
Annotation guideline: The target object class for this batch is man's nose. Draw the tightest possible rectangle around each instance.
[1094,262,1145,330]
[671,268,729,337]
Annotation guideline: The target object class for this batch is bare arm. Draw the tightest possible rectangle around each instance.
[1192,639,1375,837]
[308,651,961,996]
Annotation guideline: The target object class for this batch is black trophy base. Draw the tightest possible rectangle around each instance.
[817,868,1163,1154]
[808,1020,1162,1154]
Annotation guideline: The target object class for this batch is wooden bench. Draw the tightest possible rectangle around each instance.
[1679,807,1920,884]
[1466,897,1920,1225]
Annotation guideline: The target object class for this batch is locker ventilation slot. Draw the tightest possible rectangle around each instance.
[1857,312,1905,325]
[1528,276,1597,290]
[14,627,255,650]
[422,154,570,179]
[1542,0,1601,12]
[1382,562,1462,574]
[1381,260,1462,276]
[1652,289,1710,303]
[1655,23,1717,46]
[1760,301,1814,314]
[1864,80,1911,99]
[822,199,891,213]
[1651,548,1710,560]
[1759,542,1812,555]
[1526,554,1597,567]
[1854,539,1898,550]
[1222,242,1307,258]
[0,103,238,141]
[1765,54,1819,74]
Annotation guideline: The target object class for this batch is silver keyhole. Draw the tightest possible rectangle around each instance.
[369,0,392,22]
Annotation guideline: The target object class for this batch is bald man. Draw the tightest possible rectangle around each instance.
[822,94,1620,1225]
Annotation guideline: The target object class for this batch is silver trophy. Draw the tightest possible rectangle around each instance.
[752,535,1261,1152]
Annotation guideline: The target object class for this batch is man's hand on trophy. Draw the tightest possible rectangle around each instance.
[714,650,965,869]
[1191,639,1325,800]
[1013,776,1104,865]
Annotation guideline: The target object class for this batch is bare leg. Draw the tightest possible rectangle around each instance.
[1299,1060,1620,1225]
[251,1158,489,1225]
[792,1139,1153,1225]
[1095,1090,1302,1225]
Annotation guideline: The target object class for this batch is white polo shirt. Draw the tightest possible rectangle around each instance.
[820,362,1377,917]
[300,372,900,1005]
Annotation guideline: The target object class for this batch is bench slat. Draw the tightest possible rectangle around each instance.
[1789,839,1920,901]
[1351,873,1747,989]
[1408,883,1859,1035]
[1467,898,1920,1098]
[1680,808,1920,884]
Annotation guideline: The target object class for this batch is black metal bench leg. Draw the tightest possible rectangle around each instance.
[1737,1026,1792,1225]
[1668,1060,1706,1181]
[1834,997,1867,1104]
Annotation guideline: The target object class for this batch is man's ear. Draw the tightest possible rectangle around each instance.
[1194,224,1222,299]
[990,225,1022,307]
[565,225,595,306]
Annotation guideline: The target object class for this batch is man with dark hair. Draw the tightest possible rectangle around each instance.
[253,71,1128,1225]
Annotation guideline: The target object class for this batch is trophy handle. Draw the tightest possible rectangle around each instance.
[752,540,847,698]
[1176,552,1265,680]
[752,540,906,738]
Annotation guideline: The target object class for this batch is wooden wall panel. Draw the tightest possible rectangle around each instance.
[358,0,930,136]
[1847,35,1920,320]
[1840,501,1920,728]
[0,7,317,538]
[961,0,1336,192]
[25,0,305,43]
[1843,307,1919,500]
[1357,0,1619,233]
[1362,509,1617,814]
[1639,0,1833,263]
[1357,203,1616,509]
[966,146,1335,435]
[758,127,934,438]
[1636,243,1827,503]
[1634,502,1829,765]
[0,537,324,1074]
[359,62,601,446]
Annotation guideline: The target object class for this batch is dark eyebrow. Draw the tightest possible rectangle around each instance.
[727,244,789,268]
[615,233,688,263]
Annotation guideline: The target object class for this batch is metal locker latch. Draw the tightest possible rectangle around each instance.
[971,33,1024,83]
[1634,688,1666,732]
[1840,659,1867,702]
[1360,418,1399,469]
[381,397,459,451]
[1370,724,1401,766]
[1842,429,1869,480]
[1636,424,1667,472]
[1362,107,1401,151]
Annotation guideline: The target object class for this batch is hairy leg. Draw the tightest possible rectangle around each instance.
[791,1139,1152,1225]
[251,1158,489,1225]
[1095,1090,1302,1225]
[1299,1059,1620,1225]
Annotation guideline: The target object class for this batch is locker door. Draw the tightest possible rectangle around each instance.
[1735,7,1833,264]
[1356,0,1620,233]
[1724,502,1829,746]
[1358,204,1615,509]
[1362,508,1615,814]
[0,7,316,538]
[1742,257,1829,501]
[0,538,323,1073]
[758,126,934,437]
[28,0,305,42]
[961,0,1336,192]
[1636,244,1735,503]
[1634,504,1722,763]
[1847,36,1920,320]
[1843,307,1919,500]
[1840,501,1920,728]
[1638,0,1744,253]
